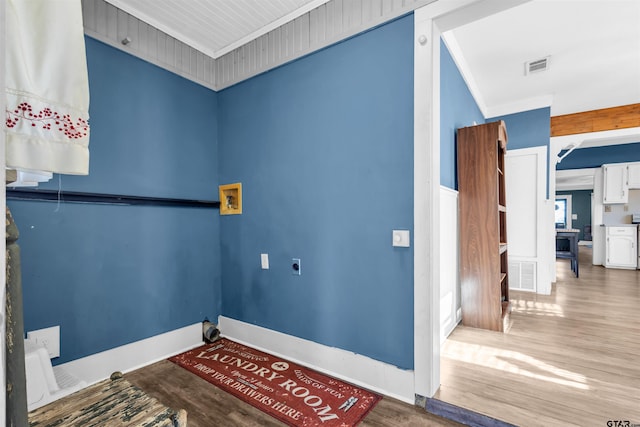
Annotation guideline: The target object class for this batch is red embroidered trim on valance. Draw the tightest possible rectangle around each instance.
[6,102,89,139]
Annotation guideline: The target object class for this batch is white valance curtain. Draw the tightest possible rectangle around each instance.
[5,0,90,175]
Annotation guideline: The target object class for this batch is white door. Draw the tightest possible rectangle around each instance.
[603,164,628,204]
[606,228,638,268]
[627,163,640,189]
[606,236,636,267]
[505,146,550,294]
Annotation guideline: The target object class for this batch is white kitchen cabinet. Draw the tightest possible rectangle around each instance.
[605,226,638,269]
[627,162,640,189]
[602,164,628,204]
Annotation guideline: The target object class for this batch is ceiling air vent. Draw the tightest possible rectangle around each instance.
[525,56,550,75]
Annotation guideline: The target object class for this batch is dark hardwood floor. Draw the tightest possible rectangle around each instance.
[126,360,463,427]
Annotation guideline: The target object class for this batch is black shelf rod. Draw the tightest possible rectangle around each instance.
[6,189,220,209]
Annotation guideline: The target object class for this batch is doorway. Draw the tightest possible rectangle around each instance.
[413,0,535,399]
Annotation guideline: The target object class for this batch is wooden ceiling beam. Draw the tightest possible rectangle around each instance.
[550,103,640,137]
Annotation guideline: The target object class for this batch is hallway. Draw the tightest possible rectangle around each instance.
[436,248,640,426]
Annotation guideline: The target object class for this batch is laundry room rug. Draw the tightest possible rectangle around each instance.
[169,338,381,427]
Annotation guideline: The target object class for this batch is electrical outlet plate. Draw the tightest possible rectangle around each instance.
[292,258,301,275]
[392,230,410,247]
[27,325,60,358]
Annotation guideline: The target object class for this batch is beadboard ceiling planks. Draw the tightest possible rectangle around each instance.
[102,0,331,59]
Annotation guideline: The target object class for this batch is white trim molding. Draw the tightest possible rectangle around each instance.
[57,323,203,387]
[440,32,487,115]
[218,316,415,404]
[413,6,440,400]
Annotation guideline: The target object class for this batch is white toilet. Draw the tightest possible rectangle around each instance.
[24,338,86,411]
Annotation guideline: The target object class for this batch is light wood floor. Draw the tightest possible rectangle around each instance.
[127,358,463,427]
[436,247,640,426]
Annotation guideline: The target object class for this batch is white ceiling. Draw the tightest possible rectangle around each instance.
[446,0,640,117]
[447,0,640,192]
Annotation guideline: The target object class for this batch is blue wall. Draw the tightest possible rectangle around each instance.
[440,39,485,189]
[557,142,640,170]
[8,37,221,364]
[217,16,415,369]
[6,13,564,371]
[556,190,592,240]
[490,107,551,196]
[490,107,551,151]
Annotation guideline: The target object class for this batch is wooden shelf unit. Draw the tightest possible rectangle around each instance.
[457,120,510,332]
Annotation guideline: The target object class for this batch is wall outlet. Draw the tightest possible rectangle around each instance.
[27,325,60,358]
[392,230,410,247]
[292,258,301,275]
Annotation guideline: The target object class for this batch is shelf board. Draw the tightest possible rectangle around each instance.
[6,189,220,209]
[499,243,508,254]
[498,205,506,212]
[500,273,507,283]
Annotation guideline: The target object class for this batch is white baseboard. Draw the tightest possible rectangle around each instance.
[58,323,203,386]
[218,316,415,403]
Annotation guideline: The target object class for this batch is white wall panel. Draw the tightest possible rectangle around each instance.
[507,153,538,258]
[439,187,460,341]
